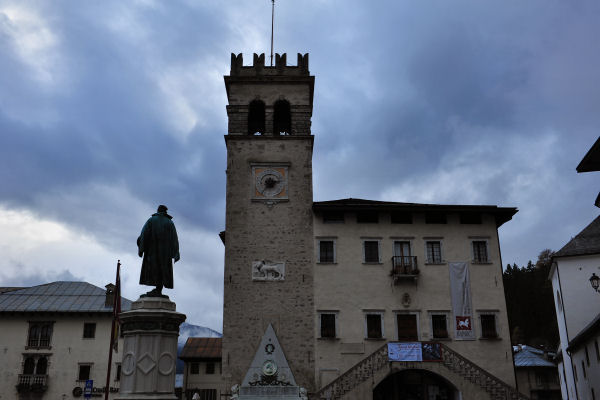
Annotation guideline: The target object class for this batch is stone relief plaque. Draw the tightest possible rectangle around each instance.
[252,260,285,281]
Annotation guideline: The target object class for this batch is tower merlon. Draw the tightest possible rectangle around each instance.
[230,53,310,76]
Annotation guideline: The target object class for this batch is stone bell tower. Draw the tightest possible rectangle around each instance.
[221,53,316,394]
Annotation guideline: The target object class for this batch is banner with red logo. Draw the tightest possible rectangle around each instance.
[449,262,475,340]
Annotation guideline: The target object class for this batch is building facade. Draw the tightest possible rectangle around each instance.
[550,216,600,400]
[0,281,131,400]
[180,338,226,400]
[220,52,521,399]
[513,345,561,399]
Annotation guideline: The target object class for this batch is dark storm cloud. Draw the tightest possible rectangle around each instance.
[1,1,599,328]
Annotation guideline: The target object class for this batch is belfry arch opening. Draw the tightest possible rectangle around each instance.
[373,369,458,400]
[248,100,265,135]
[273,99,291,135]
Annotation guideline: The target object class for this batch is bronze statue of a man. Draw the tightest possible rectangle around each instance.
[137,205,180,297]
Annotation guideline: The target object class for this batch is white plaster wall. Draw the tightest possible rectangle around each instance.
[313,211,515,389]
[0,314,124,400]
[551,254,600,400]
[183,361,226,400]
[570,336,600,400]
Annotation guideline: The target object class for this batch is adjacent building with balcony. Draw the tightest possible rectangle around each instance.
[0,281,131,400]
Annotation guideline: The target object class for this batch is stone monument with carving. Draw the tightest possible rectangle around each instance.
[116,205,186,400]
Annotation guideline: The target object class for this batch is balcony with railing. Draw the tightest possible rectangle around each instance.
[390,256,419,283]
[16,374,48,393]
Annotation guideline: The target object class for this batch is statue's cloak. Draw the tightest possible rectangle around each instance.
[137,212,180,289]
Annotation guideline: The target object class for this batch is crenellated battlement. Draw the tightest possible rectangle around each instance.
[230,53,309,76]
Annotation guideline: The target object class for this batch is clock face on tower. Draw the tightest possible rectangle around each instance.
[252,165,288,201]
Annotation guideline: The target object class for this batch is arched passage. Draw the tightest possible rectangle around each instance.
[373,369,458,400]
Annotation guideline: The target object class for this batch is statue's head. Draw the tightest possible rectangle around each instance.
[157,205,168,213]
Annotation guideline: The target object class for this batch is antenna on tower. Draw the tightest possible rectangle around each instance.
[270,0,275,66]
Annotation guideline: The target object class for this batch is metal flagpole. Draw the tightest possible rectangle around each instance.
[104,260,121,400]
[270,0,275,66]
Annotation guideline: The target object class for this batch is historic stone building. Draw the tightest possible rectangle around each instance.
[220,53,522,399]
[0,281,130,400]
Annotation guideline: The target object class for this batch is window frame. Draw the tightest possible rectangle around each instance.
[190,362,200,375]
[395,311,420,341]
[424,240,444,264]
[317,238,336,264]
[471,239,490,263]
[429,311,451,340]
[26,321,54,349]
[318,311,338,339]
[364,311,385,339]
[478,312,499,339]
[205,362,215,375]
[83,322,96,339]
[77,363,92,382]
[362,239,382,264]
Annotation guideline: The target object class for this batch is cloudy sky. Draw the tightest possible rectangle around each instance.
[1,0,598,332]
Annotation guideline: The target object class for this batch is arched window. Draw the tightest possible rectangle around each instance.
[40,324,52,347]
[248,100,265,135]
[28,325,40,347]
[273,100,291,135]
[36,357,48,375]
[23,357,35,375]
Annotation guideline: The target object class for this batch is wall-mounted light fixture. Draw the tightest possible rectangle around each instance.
[590,273,600,292]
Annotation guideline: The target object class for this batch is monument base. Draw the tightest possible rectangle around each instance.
[115,296,186,400]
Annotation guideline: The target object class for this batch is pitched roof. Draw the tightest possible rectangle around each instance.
[0,281,132,313]
[513,345,556,368]
[554,215,600,258]
[180,337,222,360]
[313,198,518,227]
[577,136,600,172]
[567,311,600,353]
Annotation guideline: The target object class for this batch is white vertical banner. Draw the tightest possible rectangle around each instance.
[449,262,475,340]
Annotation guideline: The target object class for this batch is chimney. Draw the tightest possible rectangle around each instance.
[105,283,115,307]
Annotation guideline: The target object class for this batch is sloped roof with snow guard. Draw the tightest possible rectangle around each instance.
[0,281,132,313]
[554,215,600,258]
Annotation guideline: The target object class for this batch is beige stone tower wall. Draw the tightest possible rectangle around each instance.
[221,53,316,391]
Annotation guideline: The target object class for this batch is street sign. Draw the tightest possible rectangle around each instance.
[84,380,93,399]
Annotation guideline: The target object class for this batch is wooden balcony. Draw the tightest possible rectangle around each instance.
[390,256,419,283]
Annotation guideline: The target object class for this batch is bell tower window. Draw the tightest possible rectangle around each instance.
[248,100,265,135]
[273,99,291,135]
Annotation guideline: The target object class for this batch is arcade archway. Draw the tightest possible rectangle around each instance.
[373,369,459,400]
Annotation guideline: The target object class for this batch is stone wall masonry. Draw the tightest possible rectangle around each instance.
[222,136,316,392]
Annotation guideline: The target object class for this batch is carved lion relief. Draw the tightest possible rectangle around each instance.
[252,260,285,281]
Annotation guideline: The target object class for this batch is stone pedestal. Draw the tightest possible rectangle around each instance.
[116,297,186,400]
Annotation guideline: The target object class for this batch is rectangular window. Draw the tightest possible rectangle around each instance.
[115,364,121,381]
[322,211,344,223]
[363,241,380,263]
[205,362,215,374]
[190,362,199,374]
[318,240,335,263]
[480,314,498,338]
[357,212,378,223]
[595,339,600,362]
[582,361,587,379]
[391,212,412,224]
[586,345,590,366]
[393,241,415,273]
[83,323,96,339]
[366,314,383,339]
[78,364,91,381]
[426,241,442,263]
[396,314,418,341]
[425,212,447,224]
[320,313,337,338]
[27,322,53,348]
[431,314,449,339]
[460,213,482,224]
[472,241,489,263]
